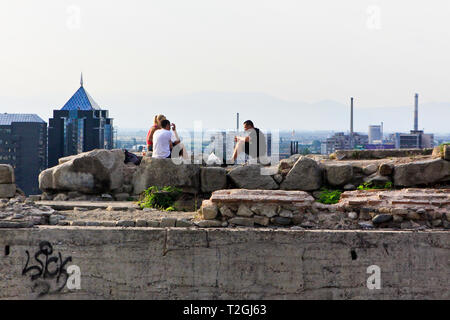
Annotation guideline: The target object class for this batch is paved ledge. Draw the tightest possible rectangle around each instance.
[36,200,140,211]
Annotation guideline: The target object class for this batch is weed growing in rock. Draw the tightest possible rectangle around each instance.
[317,188,342,204]
[139,186,182,211]
[357,181,393,190]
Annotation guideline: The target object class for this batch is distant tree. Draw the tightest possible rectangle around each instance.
[300,147,311,155]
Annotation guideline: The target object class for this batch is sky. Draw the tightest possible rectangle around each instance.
[1,0,450,132]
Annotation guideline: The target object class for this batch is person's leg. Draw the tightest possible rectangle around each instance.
[232,139,245,161]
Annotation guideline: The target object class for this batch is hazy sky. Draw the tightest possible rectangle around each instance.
[1,0,450,131]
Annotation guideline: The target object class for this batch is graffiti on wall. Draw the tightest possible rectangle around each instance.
[22,241,80,296]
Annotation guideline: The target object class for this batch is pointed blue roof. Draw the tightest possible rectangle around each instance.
[61,86,101,111]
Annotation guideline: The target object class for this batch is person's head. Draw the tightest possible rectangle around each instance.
[160,119,171,130]
[243,120,254,131]
[154,114,166,126]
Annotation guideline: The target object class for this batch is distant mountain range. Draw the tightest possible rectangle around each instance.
[108,92,450,134]
[2,91,449,134]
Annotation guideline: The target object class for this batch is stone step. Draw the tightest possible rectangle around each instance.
[36,200,140,211]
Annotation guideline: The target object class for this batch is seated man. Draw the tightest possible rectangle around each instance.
[231,120,267,163]
[152,119,180,159]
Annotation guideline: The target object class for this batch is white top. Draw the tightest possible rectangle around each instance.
[152,129,175,158]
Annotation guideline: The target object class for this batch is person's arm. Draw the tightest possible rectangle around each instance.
[171,123,181,144]
[148,127,157,144]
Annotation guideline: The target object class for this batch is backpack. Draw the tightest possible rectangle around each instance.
[123,149,141,165]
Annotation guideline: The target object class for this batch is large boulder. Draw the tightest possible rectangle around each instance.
[200,167,227,193]
[132,158,200,194]
[0,164,14,184]
[393,159,450,187]
[228,165,278,190]
[39,149,125,194]
[323,163,353,186]
[280,156,322,191]
[0,184,16,198]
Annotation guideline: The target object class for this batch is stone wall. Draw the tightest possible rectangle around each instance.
[0,227,448,299]
[37,149,450,201]
[199,189,450,230]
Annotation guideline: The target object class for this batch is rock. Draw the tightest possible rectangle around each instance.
[416,208,426,215]
[393,215,404,223]
[85,221,101,227]
[219,205,235,218]
[400,221,411,229]
[406,211,421,220]
[287,214,302,225]
[0,221,34,228]
[142,207,157,212]
[253,215,270,226]
[200,167,227,193]
[364,174,391,185]
[363,164,378,175]
[201,200,218,220]
[324,163,353,187]
[358,221,374,229]
[228,217,254,227]
[280,157,322,191]
[160,217,177,228]
[391,208,407,215]
[372,214,393,224]
[444,145,450,161]
[101,194,113,200]
[271,217,291,225]
[147,220,160,227]
[53,193,69,201]
[135,219,148,227]
[71,220,87,226]
[175,219,194,227]
[393,159,450,187]
[279,209,293,218]
[0,165,14,184]
[379,163,394,176]
[117,220,135,227]
[132,158,200,194]
[432,219,442,227]
[196,220,223,228]
[236,204,253,217]
[113,193,129,201]
[39,149,125,193]
[300,221,316,228]
[250,204,278,217]
[28,195,41,202]
[97,221,116,227]
[443,220,450,229]
[343,184,356,190]
[0,184,16,198]
[348,212,358,220]
[228,165,278,190]
[12,214,24,219]
[67,191,82,199]
[272,174,283,184]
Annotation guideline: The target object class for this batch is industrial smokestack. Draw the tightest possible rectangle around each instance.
[350,97,354,135]
[236,112,239,131]
[414,93,419,131]
[350,97,354,149]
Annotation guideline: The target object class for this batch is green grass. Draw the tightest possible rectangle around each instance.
[317,188,342,204]
[357,181,393,190]
[138,186,182,211]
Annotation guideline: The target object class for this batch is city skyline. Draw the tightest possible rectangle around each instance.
[1,0,450,132]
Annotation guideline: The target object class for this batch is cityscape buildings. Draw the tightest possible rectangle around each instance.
[48,75,114,167]
[0,113,47,195]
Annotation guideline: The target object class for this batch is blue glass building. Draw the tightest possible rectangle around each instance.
[48,76,114,167]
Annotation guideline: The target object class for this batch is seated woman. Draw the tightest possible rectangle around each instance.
[146,114,166,153]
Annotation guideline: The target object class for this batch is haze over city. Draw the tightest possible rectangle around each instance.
[1,0,450,132]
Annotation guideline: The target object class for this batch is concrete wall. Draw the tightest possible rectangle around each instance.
[0,227,448,299]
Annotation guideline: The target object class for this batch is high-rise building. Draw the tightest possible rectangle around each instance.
[48,75,114,167]
[0,114,47,195]
[368,125,383,144]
